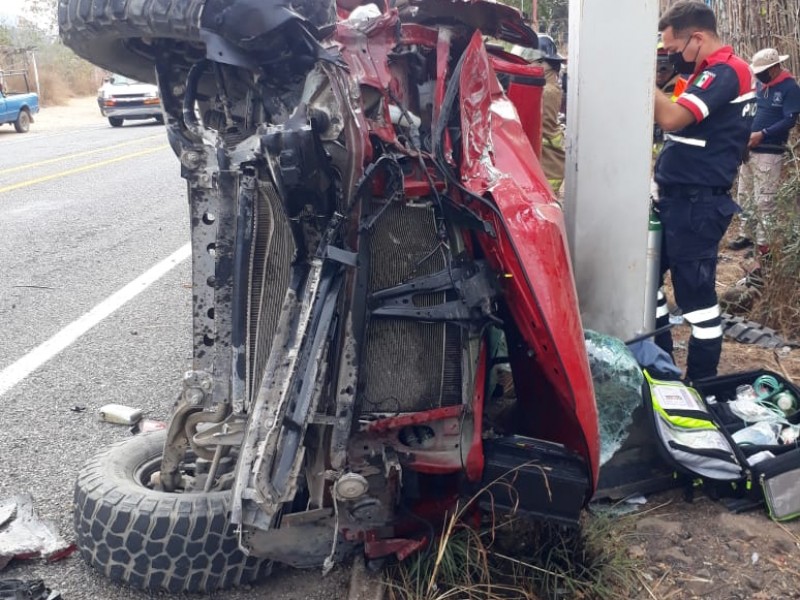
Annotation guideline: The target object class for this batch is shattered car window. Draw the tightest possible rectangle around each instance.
[585,330,644,465]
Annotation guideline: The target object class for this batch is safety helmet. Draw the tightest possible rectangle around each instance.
[537,34,566,62]
[656,36,674,73]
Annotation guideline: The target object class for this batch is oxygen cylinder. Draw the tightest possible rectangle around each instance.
[642,207,662,331]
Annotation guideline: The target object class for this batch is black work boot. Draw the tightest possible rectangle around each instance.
[727,235,753,251]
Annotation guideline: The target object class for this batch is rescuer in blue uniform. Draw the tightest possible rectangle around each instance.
[652,1,755,382]
[730,48,800,254]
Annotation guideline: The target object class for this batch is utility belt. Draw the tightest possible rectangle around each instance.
[658,184,731,198]
[750,144,786,155]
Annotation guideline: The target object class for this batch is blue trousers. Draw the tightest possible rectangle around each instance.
[654,188,739,381]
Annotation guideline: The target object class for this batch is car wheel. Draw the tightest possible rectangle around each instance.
[14,109,30,133]
[59,0,336,83]
[73,430,272,593]
[108,117,124,127]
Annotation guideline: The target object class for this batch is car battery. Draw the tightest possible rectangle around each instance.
[479,435,591,525]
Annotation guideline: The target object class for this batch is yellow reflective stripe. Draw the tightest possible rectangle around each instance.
[543,133,564,148]
[652,402,717,430]
[644,370,717,431]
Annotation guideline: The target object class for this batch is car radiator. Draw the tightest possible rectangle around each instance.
[247,182,296,406]
[361,202,462,413]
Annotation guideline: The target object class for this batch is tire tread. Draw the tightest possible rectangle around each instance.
[73,434,270,593]
[59,0,206,81]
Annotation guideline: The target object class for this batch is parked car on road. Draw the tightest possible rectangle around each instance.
[0,75,39,133]
[97,74,163,127]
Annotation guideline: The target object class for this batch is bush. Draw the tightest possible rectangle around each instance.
[750,148,800,339]
[35,42,101,105]
[2,24,99,106]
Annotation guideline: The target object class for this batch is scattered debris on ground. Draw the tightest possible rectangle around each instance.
[0,578,62,600]
[97,403,142,425]
[129,418,166,435]
[0,495,75,571]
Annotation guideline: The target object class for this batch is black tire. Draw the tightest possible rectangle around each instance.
[58,0,206,84]
[14,109,30,133]
[74,431,272,593]
[58,0,336,84]
[108,117,124,128]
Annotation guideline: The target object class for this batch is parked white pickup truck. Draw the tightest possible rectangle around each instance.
[97,74,163,127]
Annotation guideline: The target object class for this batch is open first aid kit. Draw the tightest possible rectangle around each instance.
[643,369,800,521]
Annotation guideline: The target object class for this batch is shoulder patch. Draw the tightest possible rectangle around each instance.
[694,71,717,89]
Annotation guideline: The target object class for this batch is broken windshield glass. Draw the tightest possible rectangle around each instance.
[584,330,644,465]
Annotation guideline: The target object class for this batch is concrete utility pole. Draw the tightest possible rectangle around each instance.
[563,0,660,340]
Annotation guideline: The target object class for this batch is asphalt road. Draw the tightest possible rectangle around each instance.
[0,115,350,599]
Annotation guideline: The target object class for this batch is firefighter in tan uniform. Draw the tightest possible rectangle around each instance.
[534,35,567,192]
[653,40,685,151]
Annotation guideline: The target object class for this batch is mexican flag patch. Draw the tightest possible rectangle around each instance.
[693,71,716,89]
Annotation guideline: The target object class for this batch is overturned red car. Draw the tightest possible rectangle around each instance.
[59,0,599,592]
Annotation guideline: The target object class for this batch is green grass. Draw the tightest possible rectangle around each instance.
[385,488,642,599]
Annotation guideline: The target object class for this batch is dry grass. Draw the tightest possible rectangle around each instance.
[36,60,101,106]
[385,469,641,600]
[714,151,800,344]
[3,44,102,106]
[36,69,73,106]
[749,156,800,340]
[385,510,641,600]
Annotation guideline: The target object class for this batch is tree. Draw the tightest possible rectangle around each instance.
[20,0,57,34]
[500,0,569,41]
[1,25,13,47]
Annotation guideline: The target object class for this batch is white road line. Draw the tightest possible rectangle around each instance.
[0,243,191,397]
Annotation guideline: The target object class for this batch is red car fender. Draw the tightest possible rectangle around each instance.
[458,32,600,490]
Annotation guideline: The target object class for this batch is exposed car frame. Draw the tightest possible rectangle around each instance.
[60,0,600,593]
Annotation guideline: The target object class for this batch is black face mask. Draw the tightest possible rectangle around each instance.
[667,35,699,75]
[756,70,773,84]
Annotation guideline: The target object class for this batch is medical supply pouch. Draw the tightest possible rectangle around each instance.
[644,369,800,521]
[643,371,744,481]
[754,449,800,521]
[692,370,800,522]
